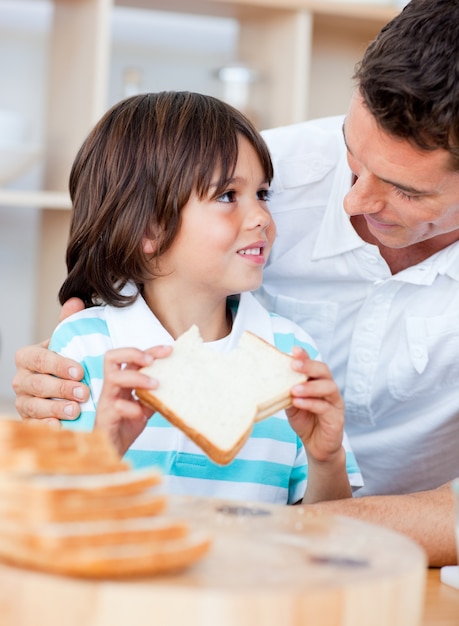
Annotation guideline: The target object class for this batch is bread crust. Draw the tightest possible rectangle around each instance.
[136,388,296,465]
[0,420,128,474]
[0,530,212,578]
[0,517,189,550]
[136,389,254,465]
[135,327,306,465]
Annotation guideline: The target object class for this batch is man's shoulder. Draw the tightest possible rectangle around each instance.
[261,115,346,194]
[261,115,345,157]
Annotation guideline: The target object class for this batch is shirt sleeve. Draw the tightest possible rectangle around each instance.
[271,313,364,491]
[48,313,112,433]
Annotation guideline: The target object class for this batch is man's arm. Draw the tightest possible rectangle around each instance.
[12,298,89,426]
[306,482,456,567]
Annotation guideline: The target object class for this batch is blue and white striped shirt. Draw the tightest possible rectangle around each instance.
[49,287,362,504]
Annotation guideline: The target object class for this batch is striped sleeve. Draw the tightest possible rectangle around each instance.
[48,310,113,433]
[270,312,364,491]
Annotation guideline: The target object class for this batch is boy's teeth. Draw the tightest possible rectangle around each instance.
[240,248,260,255]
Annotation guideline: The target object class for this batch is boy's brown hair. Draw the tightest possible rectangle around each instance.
[60,91,273,307]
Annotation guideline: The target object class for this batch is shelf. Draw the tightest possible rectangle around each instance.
[304,1,398,21]
[0,190,71,210]
[1,0,399,213]
[119,0,398,21]
[14,0,401,340]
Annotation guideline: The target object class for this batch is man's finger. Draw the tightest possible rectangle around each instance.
[17,396,82,421]
[14,345,84,381]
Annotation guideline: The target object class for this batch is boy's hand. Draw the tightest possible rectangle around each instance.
[95,345,172,455]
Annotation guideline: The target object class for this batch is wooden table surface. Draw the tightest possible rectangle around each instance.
[0,552,456,625]
[0,495,427,626]
[423,568,459,625]
[0,481,456,625]
[0,563,456,625]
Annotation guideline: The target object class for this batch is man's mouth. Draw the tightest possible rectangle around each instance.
[365,215,396,230]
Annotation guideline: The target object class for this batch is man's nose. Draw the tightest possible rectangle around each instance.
[343,175,385,217]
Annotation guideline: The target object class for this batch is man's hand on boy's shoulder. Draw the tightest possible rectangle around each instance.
[12,297,88,425]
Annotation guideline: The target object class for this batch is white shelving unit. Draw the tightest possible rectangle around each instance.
[0,0,399,341]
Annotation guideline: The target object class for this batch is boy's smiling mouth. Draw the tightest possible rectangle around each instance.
[238,247,262,256]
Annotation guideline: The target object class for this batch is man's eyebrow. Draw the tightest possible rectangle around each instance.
[382,179,432,196]
[341,121,432,196]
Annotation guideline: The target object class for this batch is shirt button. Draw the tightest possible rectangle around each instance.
[311,160,322,171]
[359,350,371,363]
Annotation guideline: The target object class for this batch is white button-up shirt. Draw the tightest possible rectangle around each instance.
[259,116,459,497]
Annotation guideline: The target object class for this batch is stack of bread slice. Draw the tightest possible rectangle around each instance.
[0,420,211,578]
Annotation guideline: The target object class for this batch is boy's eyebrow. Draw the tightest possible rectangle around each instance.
[341,121,433,196]
[210,175,271,187]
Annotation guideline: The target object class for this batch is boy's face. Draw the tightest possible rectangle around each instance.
[152,135,276,299]
[342,92,459,252]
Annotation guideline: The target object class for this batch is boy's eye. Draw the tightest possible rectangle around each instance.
[217,190,236,203]
[215,188,271,203]
[258,188,272,202]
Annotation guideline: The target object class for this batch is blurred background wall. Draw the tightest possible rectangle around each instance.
[0,0,399,411]
[0,0,239,409]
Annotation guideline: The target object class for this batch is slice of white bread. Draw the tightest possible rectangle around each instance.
[0,420,129,474]
[0,473,167,523]
[136,326,307,465]
[0,515,189,550]
[0,528,212,578]
[0,466,163,500]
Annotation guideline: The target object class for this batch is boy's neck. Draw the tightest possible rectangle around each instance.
[142,283,233,342]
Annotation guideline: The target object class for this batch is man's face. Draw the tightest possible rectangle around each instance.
[342,93,459,250]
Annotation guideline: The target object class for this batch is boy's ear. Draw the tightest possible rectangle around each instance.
[142,236,157,255]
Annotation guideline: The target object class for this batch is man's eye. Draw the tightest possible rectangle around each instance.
[393,186,417,201]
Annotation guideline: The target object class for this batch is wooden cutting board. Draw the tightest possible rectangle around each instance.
[0,495,426,626]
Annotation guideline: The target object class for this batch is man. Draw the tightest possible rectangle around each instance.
[12,0,459,566]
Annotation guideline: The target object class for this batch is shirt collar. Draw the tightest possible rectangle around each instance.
[311,152,364,260]
[440,243,459,281]
[104,285,276,349]
[105,283,173,349]
[395,241,459,285]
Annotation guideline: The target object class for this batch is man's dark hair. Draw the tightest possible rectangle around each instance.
[354,0,459,169]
